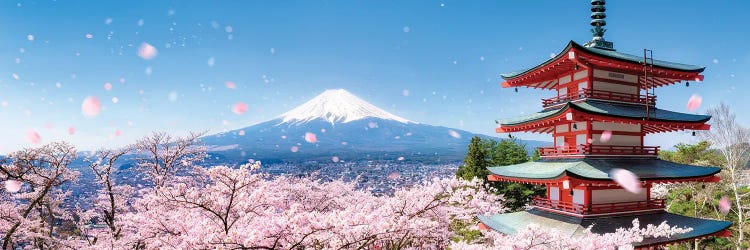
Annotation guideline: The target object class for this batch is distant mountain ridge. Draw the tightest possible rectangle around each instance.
[201,89,548,163]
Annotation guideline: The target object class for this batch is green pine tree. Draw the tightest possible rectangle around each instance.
[456,136,544,211]
[456,136,490,181]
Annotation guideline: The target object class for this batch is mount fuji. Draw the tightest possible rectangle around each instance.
[200,89,546,163]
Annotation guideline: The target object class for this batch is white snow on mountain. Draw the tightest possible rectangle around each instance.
[277,89,414,125]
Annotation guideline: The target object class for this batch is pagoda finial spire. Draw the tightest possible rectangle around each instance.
[584,0,615,50]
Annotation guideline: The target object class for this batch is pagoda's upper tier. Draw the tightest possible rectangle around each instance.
[496,100,711,134]
[501,41,704,89]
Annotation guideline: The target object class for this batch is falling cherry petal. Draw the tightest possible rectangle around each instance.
[112,97,119,103]
[304,132,317,143]
[600,130,612,143]
[610,168,642,194]
[226,81,236,89]
[85,33,93,39]
[104,82,112,90]
[238,130,245,136]
[68,127,76,135]
[331,156,339,163]
[719,196,731,214]
[687,94,702,111]
[137,42,158,60]
[25,130,41,144]
[448,130,461,139]
[232,102,248,114]
[290,146,299,153]
[397,156,405,161]
[4,180,22,193]
[81,96,101,117]
[114,130,122,137]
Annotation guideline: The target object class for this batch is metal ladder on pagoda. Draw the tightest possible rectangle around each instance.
[643,49,655,119]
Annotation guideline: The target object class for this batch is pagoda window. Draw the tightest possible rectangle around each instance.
[571,122,587,132]
[555,136,564,147]
[572,189,585,204]
[592,133,641,146]
[558,74,572,85]
[592,81,639,95]
[573,70,588,81]
[575,134,587,145]
[549,187,560,201]
[593,69,639,84]
[592,122,641,132]
[591,188,646,204]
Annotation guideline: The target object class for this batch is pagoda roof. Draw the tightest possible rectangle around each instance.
[478,209,731,247]
[497,100,711,133]
[500,41,704,80]
[487,158,720,181]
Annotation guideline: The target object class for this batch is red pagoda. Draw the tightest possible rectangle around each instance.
[478,1,731,248]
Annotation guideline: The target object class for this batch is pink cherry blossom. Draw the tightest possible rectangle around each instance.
[687,94,702,111]
[397,156,405,161]
[610,168,642,193]
[290,146,299,152]
[225,81,236,89]
[719,196,731,214]
[85,33,93,39]
[137,42,158,60]
[368,122,378,128]
[114,130,122,137]
[448,130,461,139]
[238,130,245,136]
[104,82,112,90]
[81,96,101,117]
[387,172,402,180]
[4,180,23,193]
[232,102,248,114]
[331,156,340,162]
[25,130,41,144]
[68,126,76,135]
[600,130,612,142]
[304,132,317,143]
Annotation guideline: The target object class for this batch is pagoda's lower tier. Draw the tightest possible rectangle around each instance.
[478,209,731,248]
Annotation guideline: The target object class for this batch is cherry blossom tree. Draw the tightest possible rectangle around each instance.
[121,161,504,249]
[75,147,137,249]
[0,142,79,249]
[132,131,207,187]
[700,103,750,249]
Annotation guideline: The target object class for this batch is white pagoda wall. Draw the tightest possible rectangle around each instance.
[591,188,646,204]
[591,122,642,146]
[591,69,639,96]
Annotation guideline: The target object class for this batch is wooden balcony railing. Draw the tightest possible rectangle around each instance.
[542,89,656,107]
[532,197,666,215]
[538,144,659,158]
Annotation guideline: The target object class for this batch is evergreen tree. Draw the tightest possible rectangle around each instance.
[456,136,490,181]
[456,136,544,211]
[530,148,541,161]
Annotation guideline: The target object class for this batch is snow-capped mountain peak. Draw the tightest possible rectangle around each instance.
[277,89,414,125]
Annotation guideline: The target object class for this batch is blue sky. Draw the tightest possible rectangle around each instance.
[1,0,748,154]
